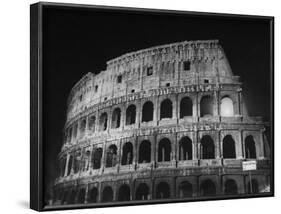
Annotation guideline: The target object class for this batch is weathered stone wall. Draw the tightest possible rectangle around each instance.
[54,40,270,205]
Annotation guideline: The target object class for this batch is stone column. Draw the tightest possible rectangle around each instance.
[193,131,198,160]
[259,129,265,159]
[215,131,221,159]
[137,99,141,128]
[85,116,89,136]
[100,142,107,174]
[116,140,122,172]
[85,184,89,204]
[121,104,126,130]
[213,90,220,116]
[76,120,81,140]
[134,136,138,169]
[155,97,159,124]
[64,154,70,177]
[236,130,243,159]
[88,145,94,170]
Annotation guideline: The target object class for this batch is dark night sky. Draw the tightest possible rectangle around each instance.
[42,5,272,199]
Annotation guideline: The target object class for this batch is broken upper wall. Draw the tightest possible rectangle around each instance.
[66,40,241,122]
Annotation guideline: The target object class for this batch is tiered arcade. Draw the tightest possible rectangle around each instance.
[53,40,270,205]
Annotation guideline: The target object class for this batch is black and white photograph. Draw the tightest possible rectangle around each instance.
[30,2,274,211]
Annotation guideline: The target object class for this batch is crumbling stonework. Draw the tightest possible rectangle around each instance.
[53,40,270,205]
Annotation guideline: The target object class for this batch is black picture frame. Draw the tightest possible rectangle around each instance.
[30,2,274,211]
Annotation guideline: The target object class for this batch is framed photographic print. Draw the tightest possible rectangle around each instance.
[30,2,274,211]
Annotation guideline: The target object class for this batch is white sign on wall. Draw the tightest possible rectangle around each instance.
[242,160,257,171]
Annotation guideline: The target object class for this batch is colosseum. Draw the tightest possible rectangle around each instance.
[53,40,271,206]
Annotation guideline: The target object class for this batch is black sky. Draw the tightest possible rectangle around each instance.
[42,5,272,200]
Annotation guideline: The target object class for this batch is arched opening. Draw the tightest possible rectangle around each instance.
[79,119,86,137]
[200,95,213,117]
[106,145,118,167]
[118,184,131,201]
[126,105,136,125]
[179,136,192,160]
[158,138,171,162]
[67,189,76,204]
[111,108,121,128]
[200,179,216,196]
[88,115,96,132]
[245,135,256,159]
[220,96,234,117]
[142,101,154,122]
[223,135,236,159]
[179,181,193,198]
[180,97,193,118]
[224,179,238,195]
[92,148,102,169]
[121,142,133,165]
[136,183,149,200]
[248,179,259,194]
[200,135,215,159]
[88,187,98,203]
[160,99,173,119]
[102,186,113,202]
[99,112,108,131]
[156,182,170,199]
[77,188,86,204]
[138,140,151,163]
[67,155,73,175]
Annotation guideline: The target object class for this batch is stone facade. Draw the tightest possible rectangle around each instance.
[53,40,271,205]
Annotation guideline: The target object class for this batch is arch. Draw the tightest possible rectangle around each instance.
[121,142,133,165]
[245,135,256,159]
[111,108,121,128]
[138,140,151,163]
[106,145,118,167]
[200,179,216,196]
[224,179,238,195]
[160,99,173,119]
[79,119,87,137]
[88,187,98,203]
[223,135,236,159]
[142,101,154,122]
[102,186,113,202]
[179,181,193,198]
[99,112,108,131]
[118,184,131,201]
[220,96,234,117]
[248,179,259,194]
[88,115,96,132]
[158,138,171,162]
[77,188,86,204]
[136,183,149,200]
[156,182,170,199]
[92,148,103,169]
[179,136,192,160]
[180,97,193,118]
[126,105,136,125]
[200,95,213,117]
[200,135,215,159]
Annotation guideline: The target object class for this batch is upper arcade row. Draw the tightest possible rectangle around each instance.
[66,40,239,123]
